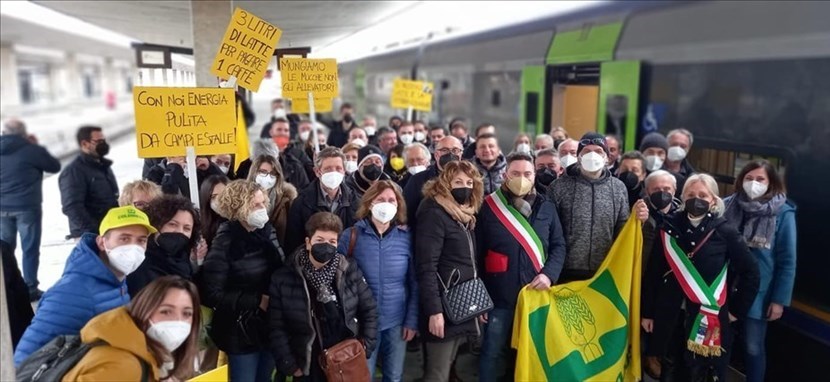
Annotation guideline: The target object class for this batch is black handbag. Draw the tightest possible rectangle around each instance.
[438,269,494,325]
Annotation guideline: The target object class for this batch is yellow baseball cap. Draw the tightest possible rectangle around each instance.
[99,206,158,236]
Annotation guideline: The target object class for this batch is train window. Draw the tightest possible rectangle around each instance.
[687,144,787,197]
[605,94,628,144]
[526,92,539,124]
[491,90,501,107]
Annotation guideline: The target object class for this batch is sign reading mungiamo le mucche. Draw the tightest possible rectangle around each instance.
[211,7,282,91]
[133,87,236,158]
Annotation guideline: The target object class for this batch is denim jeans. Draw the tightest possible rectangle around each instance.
[367,326,408,382]
[227,351,275,382]
[479,308,515,382]
[0,210,42,292]
[743,317,768,382]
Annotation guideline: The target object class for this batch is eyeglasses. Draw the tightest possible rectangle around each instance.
[580,138,606,147]
[214,160,231,167]
[90,138,107,145]
[436,148,463,156]
[132,201,149,209]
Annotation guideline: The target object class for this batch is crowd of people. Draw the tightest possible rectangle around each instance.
[0,98,796,382]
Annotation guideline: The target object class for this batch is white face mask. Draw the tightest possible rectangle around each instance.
[210,199,222,215]
[560,154,578,168]
[400,134,414,145]
[667,146,687,162]
[743,180,768,200]
[246,208,269,229]
[364,126,377,136]
[345,160,358,174]
[255,174,277,190]
[105,244,146,276]
[516,143,531,154]
[408,165,427,175]
[146,320,191,353]
[414,132,426,142]
[321,171,344,189]
[299,131,311,142]
[580,152,606,173]
[351,138,366,147]
[644,155,664,172]
[273,108,287,119]
[371,202,398,224]
[218,165,229,175]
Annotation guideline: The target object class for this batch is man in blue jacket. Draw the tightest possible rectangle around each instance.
[13,206,156,366]
[476,152,567,382]
[0,119,61,301]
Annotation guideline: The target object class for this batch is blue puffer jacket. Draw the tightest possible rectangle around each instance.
[13,234,130,365]
[338,219,419,331]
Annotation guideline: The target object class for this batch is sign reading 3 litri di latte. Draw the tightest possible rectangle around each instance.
[211,7,282,91]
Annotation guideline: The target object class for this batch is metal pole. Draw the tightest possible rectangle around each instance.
[308,92,320,154]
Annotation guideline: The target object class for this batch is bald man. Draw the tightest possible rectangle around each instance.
[403,136,463,227]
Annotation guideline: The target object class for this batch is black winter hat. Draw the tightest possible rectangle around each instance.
[358,144,384,165]
[577,132,609,155]
[639,132,669,153]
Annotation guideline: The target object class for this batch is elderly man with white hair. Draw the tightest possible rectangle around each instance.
[399,142,431,188]
[641,170,679,270]
[665,128,696,178]
[534,134,555,153]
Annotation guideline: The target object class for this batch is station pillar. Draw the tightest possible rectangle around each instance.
[65,53,84,101]
[0,44,21,114]
[190,0,232,87]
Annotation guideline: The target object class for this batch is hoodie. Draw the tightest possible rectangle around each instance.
[547,163,630,278]
[14,234,130,365]
[0,134,61,211]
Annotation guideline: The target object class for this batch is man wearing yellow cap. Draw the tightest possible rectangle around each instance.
[13,206,157,366]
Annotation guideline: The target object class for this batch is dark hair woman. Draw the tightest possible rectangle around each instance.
[245,154,298,245]
[65,276,201,381]
[198,174,229,248]
[723,160,796,382]
[127,195,202,296]
[384,143,407,184]
[269,212,378,381]
[641,174,760,381]
[415,160,485,382]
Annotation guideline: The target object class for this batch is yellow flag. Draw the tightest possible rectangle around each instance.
[234,100,249,172]
[511,214,642,382]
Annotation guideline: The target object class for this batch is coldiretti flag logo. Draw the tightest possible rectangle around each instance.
[512,214,642,381]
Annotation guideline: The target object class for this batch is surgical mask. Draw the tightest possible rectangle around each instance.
[345,160,358,174]
[506,176,533,196]
[273,108,287,119]
[400,134,414,145]
[105,244,146,276]
[299,131,311,142]
[684,198,710,218]
[617,171,641,191]
[553,139,565,150]
[156,232,190,255]
[644,155,664,172]
[408,165,427,175]
[560,154,578,168]
[371,202,397,224]
[343,114,353,124]
[580,152,605,173]
[451,187,473,205]
[246,208,269,229]
[414,131,426,142]
[256,174,277,190]
[95,141,110,157]
[310,243,337,264]
[649,191,674,211]
[536,168,557,187]
[218,165,229,175]
[364,126,377,136]
[210,199,222,215]
[361,164,383,181]
[743,180,768,200]
[147,320,191,353]
[273,136,290,149]
[321,171,344,189]
[667,146,687,162]
[351,138,366,147]
[516,143,531,154]
[438,153,460,169]
[390,157,405,171]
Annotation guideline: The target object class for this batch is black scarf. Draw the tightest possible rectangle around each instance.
[300,250,340,305]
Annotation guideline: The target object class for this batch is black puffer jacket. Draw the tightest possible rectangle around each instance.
[414,197,480,342]
[284,179,359,253]
[268,248,378,376]
[126,239,194,296]
[58,153,119,237]
[198,221,284,353]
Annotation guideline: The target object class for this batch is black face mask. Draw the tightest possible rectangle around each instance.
[343,114,353,124]
[310,243,337,264]
[685,198,710,218]
[553,139,565,150]
[95,141,110,157]
[451,187,473,205]
[649,191,674,211]
[156,232,190,255]
[617,171,641,192]
[361,164,382,181]
[536,168,557,187]
[439,153,460,169]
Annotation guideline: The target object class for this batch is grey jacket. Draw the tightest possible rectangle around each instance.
[474,154,507,195]
[547,164,629,275]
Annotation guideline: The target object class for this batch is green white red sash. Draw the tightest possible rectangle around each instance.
[661,230,728,357]
[484,189,545,272]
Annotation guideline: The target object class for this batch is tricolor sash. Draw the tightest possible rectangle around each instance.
[661,230,728,357]
[484,189,545,272]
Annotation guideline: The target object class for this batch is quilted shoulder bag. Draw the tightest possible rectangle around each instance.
[437,269,494,325]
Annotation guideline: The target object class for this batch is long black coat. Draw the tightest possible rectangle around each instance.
[414,197,481,342]
[58,153,119,237]
[198,221,284,354]
[268,249,378,376]
[642,212,759,363]
[284,179,359,253]
[1,240,34,350]
[145,160,224,197]
[126,239,194,297]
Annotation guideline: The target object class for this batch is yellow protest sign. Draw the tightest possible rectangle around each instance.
[280,58,339,98]
[211,7,282,91]
[391,79,434,112]
[133,87,236,158]
[291,97,333,114]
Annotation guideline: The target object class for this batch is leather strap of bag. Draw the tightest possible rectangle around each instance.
[347,227,358,257]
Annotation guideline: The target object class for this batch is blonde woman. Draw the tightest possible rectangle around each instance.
[641,174,760,381]
[119,179,162,210]
[246,154,297,245]
[198,180,284,381]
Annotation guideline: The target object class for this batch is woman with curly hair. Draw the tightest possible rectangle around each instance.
[126,194,202,296]
[246,154,297,245]
[414,160,485,382]
[198,180,284,381]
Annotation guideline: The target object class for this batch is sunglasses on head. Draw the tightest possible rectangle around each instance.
[580,138,606,147]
